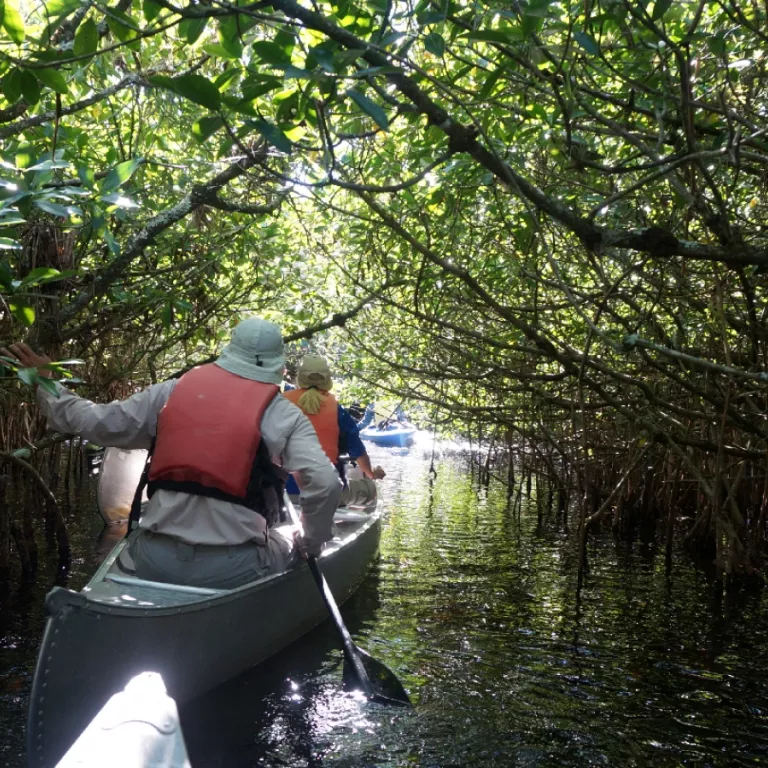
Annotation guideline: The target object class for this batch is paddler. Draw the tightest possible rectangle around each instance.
[284,354,385,507]
[1,318,340,589]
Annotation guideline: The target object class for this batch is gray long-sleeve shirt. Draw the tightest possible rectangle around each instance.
[37,380,341,553]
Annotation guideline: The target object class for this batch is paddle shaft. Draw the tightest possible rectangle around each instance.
[306,556,375,699]
[380,400,404,426]
[284,495,376,699]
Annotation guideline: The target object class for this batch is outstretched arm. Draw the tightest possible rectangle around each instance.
[2,342,174,450]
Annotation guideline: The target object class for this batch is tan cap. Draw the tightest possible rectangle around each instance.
[297,354,333,391]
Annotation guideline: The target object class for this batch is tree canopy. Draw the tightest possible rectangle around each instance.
[2,0,768,574]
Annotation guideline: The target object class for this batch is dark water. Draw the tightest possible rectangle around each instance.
[4,445,768,766]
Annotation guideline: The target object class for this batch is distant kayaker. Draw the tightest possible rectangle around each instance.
[284,355,385,506]
[349,402,376,429]
[1,318,341,589]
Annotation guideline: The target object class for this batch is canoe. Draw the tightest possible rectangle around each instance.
[26,506,382,768]
[57,672,191,768]
[360,425,416,448]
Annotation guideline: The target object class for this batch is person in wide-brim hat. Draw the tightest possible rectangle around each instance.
[1,317,342,589]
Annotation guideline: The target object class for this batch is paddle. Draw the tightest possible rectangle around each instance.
[284,494,411,706]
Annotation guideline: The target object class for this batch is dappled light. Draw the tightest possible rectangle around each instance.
[3,0,768,763]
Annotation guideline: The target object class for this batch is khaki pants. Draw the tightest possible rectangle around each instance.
[129,528,296,590]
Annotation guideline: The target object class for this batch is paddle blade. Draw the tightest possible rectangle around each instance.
[342,645,412,707]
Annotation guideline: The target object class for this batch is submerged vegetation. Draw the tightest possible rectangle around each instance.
[1,0,768,582]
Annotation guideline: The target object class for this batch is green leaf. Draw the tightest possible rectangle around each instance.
[466,29,515,44]
[148,74,175,91]
[73,17,99,57]
[0,213,26,226]
[19,266,60,286]
[107,9,138,43]
[213,68,240,90]
[201,42,241,60]
[26,158,70,171]
[277,65,317,80]
[33,199,79,217]
[0,237,22,250]
[14,148,33,169]
[19,70,41,105]
[103,228,120,255]
[251,41,293,66]
[573,30,599,55]
[8,299,34,326]
[143,0,162,22]
[180,16,208,44]
[192,115,224,142]
[30,49,70,63]
[479,67,504,99]
[218,16,243,58]
[42,0,80,18]
[651,0,674,20]
[77,165,96,189]
[172,73,221,110]
[161,301,173,328]
[49,358,84,366]
[1,190,32,207]
[0,260,13,287]
[523,0,554,16]
[100,192,139,209]
[17,367,37,385]
[37,376,61,396]
[100,157,143,193]
[424,31,445,56]
[249,118,292,154]
[347,88,389,130]
[2,68,22,103]
[2,0,25,44]
[151,73,221,110]
[36,68,69,95]
[239,76,283,101]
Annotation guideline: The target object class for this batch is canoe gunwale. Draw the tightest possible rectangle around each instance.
[48,507,382,620]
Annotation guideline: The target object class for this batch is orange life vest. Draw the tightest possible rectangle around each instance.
[148,364,281,519]
[283,388,340,463]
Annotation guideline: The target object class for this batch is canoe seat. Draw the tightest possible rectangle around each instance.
[334,510,372,523]
[105,574,225,596]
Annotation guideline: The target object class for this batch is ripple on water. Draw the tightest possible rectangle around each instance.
[4,450,768,766]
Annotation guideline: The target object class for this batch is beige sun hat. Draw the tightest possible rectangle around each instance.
[297,354,333,391]
[214,317,285,384]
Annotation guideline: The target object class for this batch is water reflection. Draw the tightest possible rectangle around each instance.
[181,446,768,767]
[3,444,768,766]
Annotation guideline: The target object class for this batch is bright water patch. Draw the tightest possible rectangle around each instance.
[3,445,768,766]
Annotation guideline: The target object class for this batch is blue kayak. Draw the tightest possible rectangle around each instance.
[360,425,416,448]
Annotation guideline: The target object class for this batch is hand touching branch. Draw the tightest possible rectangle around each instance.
[0,342,54,378]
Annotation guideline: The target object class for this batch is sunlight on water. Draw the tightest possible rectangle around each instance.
[4,443,768,766]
